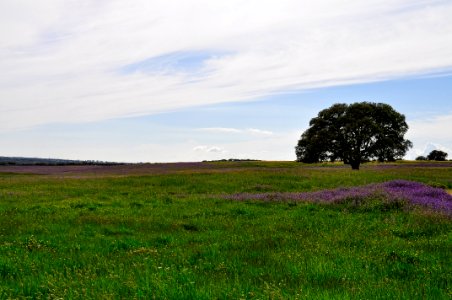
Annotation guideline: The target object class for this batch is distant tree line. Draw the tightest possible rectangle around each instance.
[0,157,125,166]
[416,150,448,161]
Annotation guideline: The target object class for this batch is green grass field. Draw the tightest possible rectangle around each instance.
[0,161,451,299]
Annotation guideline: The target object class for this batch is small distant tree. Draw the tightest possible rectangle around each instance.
[415,155,427,161]
[295,102,412,170]
[427,150,448,161]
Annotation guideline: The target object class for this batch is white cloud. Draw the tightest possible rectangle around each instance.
[406,113,452,159]
[1,0,452,131]
[246,128,273,136]
[193,145,226,153]
[198,127,273,136]
[408,114,452,142]
[198,128,242,134]
[407,143,452,160]
[207,130,301,161]
[206,146,224,153]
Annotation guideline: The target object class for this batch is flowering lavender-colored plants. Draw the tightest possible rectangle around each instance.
[224,180,452,215]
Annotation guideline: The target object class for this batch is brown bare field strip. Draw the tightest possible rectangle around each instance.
[0,163,216,177]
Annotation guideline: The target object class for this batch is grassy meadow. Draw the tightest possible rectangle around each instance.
[0,161,451,299]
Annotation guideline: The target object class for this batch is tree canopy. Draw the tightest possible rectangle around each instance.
[427,150,448,161]
[295,102,412,170]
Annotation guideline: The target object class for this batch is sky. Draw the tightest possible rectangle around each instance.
[1,0,452,162]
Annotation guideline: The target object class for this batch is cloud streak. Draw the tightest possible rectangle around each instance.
[198,127,273,136]
[1,0,452,131]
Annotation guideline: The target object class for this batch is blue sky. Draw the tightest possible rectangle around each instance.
[1,1,452,162]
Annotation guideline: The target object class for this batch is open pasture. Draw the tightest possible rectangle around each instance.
[0,161,451,299]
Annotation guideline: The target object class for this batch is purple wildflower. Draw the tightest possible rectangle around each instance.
[380,180,452,214]
[223,180,452,215]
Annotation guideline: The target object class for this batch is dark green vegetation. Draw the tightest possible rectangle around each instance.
[0,156,123,166]
[417,150,449,162]
[295,102,412,170]
[0,161,451,299]
[427,150,449,161]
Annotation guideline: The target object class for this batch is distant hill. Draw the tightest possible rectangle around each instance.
[0,156,124,166]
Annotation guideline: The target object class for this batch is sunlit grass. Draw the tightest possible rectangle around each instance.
[0,161,451,298]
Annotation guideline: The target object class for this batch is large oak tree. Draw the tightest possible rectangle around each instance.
[295,102,412,170]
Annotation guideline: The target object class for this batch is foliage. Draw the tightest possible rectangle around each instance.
[416,156,427,161]
[0,161,451,299]
[295,102,412,170]
[427,150,448,161]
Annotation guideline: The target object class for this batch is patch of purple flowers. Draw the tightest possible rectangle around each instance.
[372,163,452,169]
[224,180,452,215]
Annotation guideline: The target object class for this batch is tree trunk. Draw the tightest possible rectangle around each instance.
[350,161,360,170]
